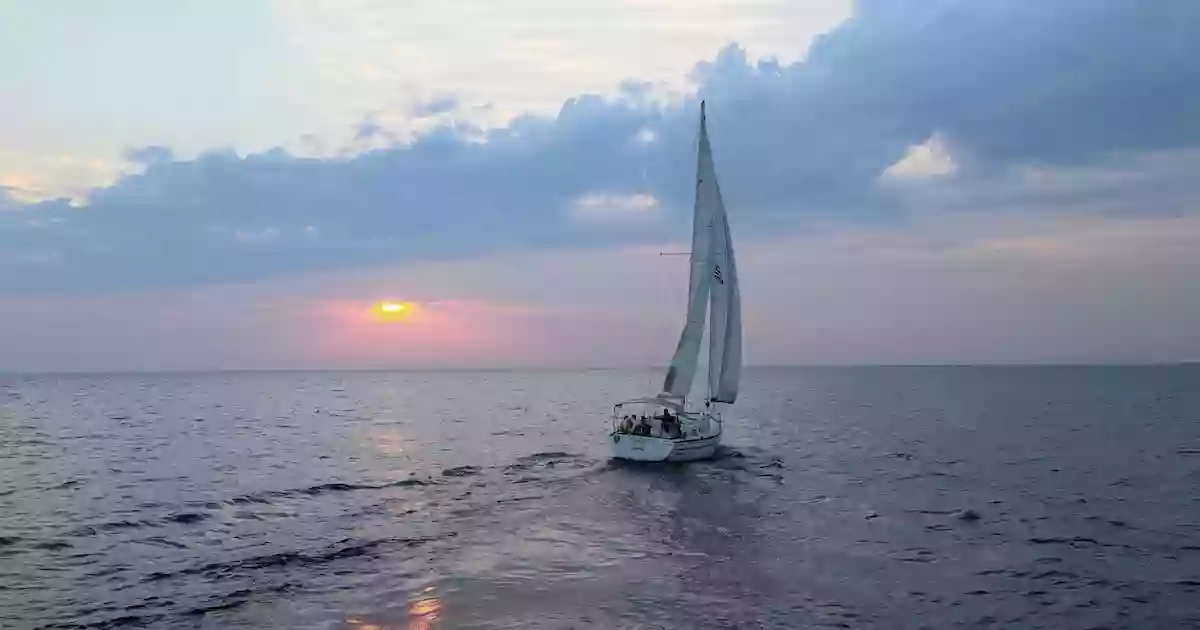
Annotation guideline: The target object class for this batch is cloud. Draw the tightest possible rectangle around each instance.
[568,193,662,224]
[411,95,459,118]
[122,146,174,167]
[273,0,851,132]
[880,136,958,180]
[878,147,1200,221]
[3,0,1199,295]
[3,204,1198,372]
[353,119,385,143]
[0,151,122,205]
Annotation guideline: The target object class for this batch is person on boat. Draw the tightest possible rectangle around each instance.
[660,408,677,438]
[636,415,651,436]
[620,415,633,433]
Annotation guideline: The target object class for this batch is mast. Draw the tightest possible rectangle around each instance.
[703,101,713,408]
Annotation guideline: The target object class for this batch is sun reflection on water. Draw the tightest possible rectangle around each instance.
[345,590,442,630]
[407,595,441,630]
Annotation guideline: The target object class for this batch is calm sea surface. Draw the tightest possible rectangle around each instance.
[1,367,1199,629]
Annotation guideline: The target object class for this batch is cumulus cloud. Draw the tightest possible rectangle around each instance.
[2,0,1199,296]
[880,136,958,180]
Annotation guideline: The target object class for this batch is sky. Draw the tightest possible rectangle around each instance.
[1,0,1199,371]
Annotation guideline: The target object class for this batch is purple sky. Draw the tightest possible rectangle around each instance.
[3,1,1199,370]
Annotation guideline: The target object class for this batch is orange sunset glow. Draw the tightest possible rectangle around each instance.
[315,299,522,366]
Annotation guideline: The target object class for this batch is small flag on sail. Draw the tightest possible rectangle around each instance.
[713,264,724,285]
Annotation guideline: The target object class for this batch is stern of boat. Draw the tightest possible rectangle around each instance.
[608,431,677,462]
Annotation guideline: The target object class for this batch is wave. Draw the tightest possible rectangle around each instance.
[143,534,452,583]
[33,540,73,551]
[38,612,167,629]
[165,512,208,524]
[227,476,435,505]
[22,451,607,576]
[67,520,159,537]
[505,451,589,473]
[442,465,482,477]
[182,582,298,617]
[1028,536,1132,549]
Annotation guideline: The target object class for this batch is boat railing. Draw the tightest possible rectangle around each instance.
[610,402,719,438]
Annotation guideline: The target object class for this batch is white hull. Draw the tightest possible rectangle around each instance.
[609,425,721,462]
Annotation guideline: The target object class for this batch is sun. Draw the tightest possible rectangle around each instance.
[371,301,416,321]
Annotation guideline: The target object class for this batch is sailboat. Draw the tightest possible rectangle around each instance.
[609,101,741,462]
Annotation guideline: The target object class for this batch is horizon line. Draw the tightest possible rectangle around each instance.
[2,361,1197,377]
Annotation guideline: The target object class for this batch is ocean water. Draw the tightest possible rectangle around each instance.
[1,367,1198,629]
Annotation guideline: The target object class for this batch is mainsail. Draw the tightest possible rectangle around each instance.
[661,101,741,404]
[707,183,741,403]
